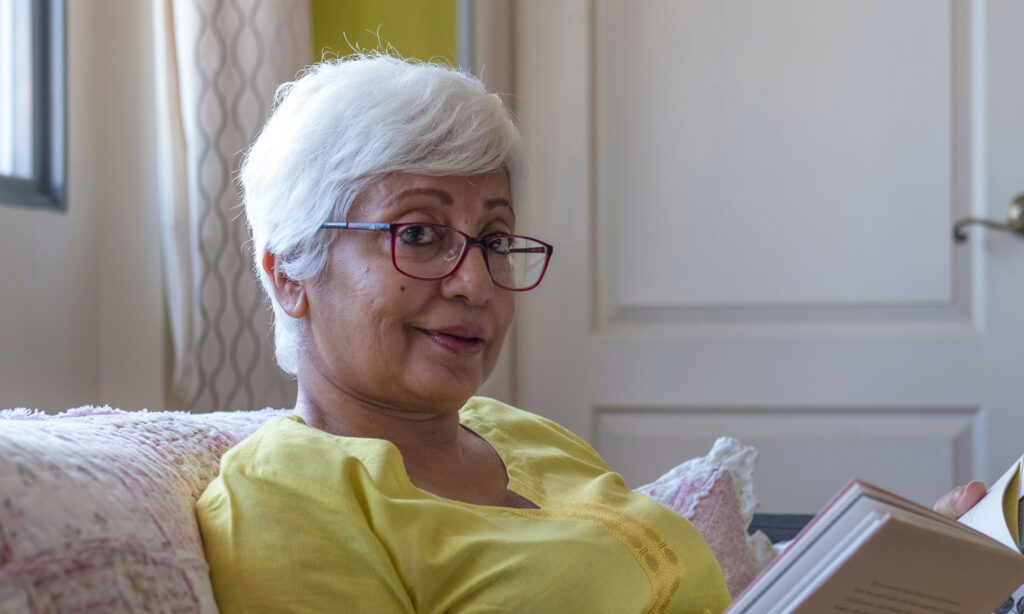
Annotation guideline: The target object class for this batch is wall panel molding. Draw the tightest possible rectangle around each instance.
[589,0,981,333]
[595,405,977,513]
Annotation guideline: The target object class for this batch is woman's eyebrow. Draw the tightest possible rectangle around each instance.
[383,189,515,219]
[384,188,454,207]
[485,198,516,219]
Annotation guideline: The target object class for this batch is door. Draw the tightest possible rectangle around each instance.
[501,0,1024,513]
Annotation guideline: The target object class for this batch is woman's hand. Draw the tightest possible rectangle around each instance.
[933,481,987,519]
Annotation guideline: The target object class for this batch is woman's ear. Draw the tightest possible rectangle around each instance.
[262,251,308,318]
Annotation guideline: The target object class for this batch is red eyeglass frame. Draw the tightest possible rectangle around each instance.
[320,221,554,291]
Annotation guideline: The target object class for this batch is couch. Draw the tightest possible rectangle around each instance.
[0,406,778,612]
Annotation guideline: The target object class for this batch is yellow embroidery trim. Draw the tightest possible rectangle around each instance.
[512,482,684,613]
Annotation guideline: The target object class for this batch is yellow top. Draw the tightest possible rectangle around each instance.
[197,397,731,614]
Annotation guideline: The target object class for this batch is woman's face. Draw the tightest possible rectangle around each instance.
[301,171,516,413]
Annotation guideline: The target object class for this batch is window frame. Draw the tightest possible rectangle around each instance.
[0,0,65,211]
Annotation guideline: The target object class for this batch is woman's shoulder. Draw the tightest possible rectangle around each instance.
[460,397,609,470]
[210,414,405,497]
[460,396,579,440]
[222,414,361,463]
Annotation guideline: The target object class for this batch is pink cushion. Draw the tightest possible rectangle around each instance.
[636,437,771,598]
[0,406,287,613]
[640,466,760,596]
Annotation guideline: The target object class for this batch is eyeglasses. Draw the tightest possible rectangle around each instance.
[320,222,554,291]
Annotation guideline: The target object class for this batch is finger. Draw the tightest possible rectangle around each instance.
[957,481,987,512]
[933,481,987,518]
[933,486,964,517]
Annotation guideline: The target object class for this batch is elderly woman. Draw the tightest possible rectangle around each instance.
[197,55,983,613]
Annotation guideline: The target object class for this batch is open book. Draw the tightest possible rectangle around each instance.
[727,462,1024,614]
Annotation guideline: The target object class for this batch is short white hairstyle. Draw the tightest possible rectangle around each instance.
[240,54,527,375]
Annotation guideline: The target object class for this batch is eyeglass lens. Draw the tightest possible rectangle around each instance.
[391,224,548,290]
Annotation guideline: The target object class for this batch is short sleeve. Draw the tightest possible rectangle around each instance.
[197,425,415,614]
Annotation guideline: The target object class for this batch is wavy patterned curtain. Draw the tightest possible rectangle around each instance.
[153,0,309,410]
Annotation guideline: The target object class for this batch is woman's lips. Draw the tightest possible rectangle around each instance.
[420,326,486,355]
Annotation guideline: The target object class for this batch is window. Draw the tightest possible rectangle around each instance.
[0,0,64,210]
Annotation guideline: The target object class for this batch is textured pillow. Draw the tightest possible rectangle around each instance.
[636,437,775,598]
[0,406,287,613]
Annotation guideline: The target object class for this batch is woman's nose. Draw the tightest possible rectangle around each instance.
[441,244,495,304]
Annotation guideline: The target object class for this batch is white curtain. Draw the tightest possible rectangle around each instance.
[153,0,310,410]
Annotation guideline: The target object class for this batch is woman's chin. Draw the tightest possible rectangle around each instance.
[406,366,491,408]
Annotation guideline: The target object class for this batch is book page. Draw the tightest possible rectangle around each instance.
[1006,467,1021,548]
[773,511,889,611]
[959,458,1023,551]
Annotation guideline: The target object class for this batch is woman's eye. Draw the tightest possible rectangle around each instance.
[397,224,440,246]
[484,235,514,254]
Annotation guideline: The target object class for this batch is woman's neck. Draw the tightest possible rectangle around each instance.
[294,383,536,509]
[293,384,467,454]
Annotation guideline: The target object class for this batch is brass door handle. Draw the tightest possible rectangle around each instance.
[954,194,1024,243]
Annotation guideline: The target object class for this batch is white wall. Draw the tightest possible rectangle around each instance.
[0,0,166,412]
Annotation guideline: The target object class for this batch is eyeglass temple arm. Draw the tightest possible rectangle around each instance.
[320,222,393,231]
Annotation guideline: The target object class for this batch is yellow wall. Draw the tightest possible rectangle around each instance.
[311,0,457,64]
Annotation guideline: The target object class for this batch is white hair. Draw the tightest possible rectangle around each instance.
[239,54,527,375]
